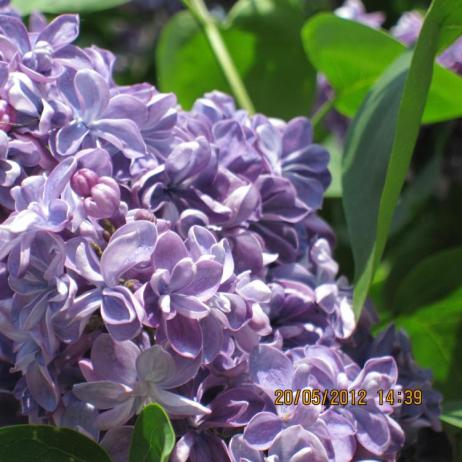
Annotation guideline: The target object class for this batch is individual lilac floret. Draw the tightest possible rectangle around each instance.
[63,220,157,341]
[0,158,76,259]
[0,14,86,82]
[253,116,331,211]
[142,225,269,360]
[244,345,324,451]
[73,334,209,429]
[51,69,147,159]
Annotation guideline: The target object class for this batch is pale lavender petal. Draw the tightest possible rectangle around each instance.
[170,294,210,320]
[37,14,79,50]
[268,425,328,462]
[55,122,89,157]
[65,238,104,284]
[73,381,131,409]
[201,314,224,364]
[153,231,189,272]
[96,398,137,430]
[153,387,209,417]
[0,15,30,54]
[101,426,133,462]
[165,315,202,358]
[74,69,109,123]
[244,412,282,450]
[101,286,143,341]
[135,345,176,384]
[249,344,293,393]
[101,220,157,287]
[182,259,222,300]
[91,334,139,385]
[92,118,146,159]
[187,225,216,260]
[229,435,264,462]
[43,156,77,202]
[26,362,59,412]
[169,258,196,293]
[352,407,390,455]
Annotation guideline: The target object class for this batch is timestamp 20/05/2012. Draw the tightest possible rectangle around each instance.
[274,388,423,406]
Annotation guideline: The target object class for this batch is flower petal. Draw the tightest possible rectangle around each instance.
[37,14,79,50]
[101,221,157,287]
[244,412,282,450]
[73,381,131,409]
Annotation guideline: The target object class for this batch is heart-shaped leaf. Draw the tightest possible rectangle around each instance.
[11,0,129,14]
[129,403,175,462]
[0,425,111,462]
[302,13,462,123]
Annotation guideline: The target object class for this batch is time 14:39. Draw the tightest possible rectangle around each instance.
[377,388,423,406]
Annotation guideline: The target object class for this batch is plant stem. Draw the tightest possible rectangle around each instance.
[183,0,255,114]
[311,97,336,132]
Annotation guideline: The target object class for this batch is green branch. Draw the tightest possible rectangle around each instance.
[183,0,255,113]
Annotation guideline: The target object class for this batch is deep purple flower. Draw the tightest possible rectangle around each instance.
[369,325,442,437]
[253,116,331,210]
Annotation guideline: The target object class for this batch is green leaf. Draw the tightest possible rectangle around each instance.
[392,247,462,313]
[395,287,462,400]
[0,425,111,462]
[323,135,342,198]
[302,13,462,123]
[157,0,317,118]
[11,0,129,14]
[129,403,175,462]
[442,401,462,428]
[341,0,461,317]
[390,148,442,236]
[438,0,462,51]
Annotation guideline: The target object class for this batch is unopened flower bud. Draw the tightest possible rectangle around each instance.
[84,177,121,219]
[71,168,99,196]
[134,209,156,223]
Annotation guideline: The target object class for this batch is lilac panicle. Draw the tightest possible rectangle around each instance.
[0,4,442,462]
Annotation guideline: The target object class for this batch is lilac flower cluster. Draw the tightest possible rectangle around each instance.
[0,6,441,462]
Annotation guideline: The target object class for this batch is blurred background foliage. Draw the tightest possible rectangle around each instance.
[10,0,462,459]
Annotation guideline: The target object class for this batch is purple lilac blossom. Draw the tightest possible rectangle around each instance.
[0,4,441,461]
